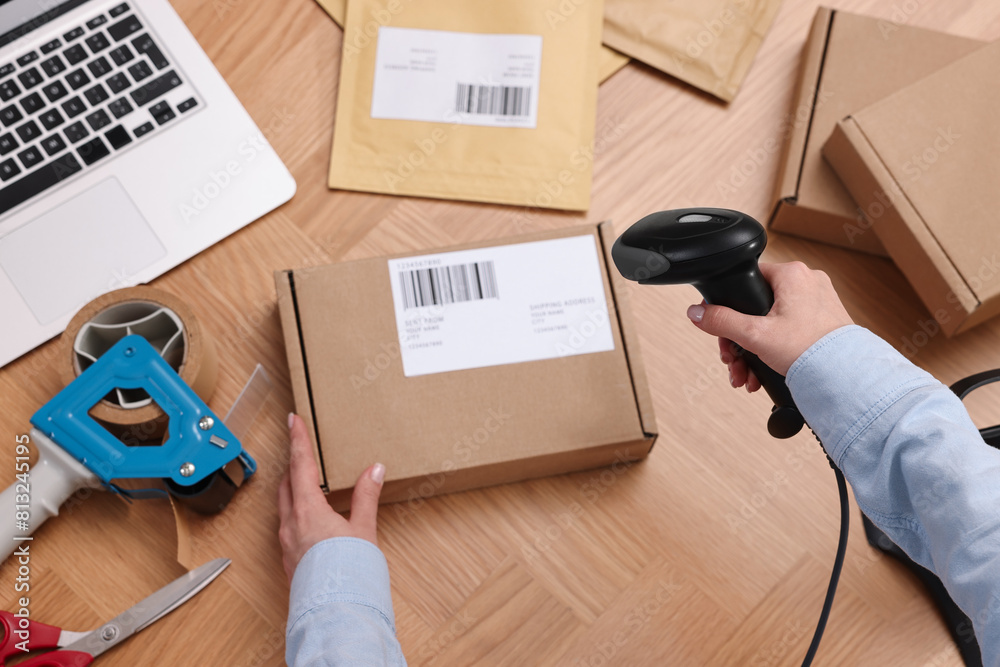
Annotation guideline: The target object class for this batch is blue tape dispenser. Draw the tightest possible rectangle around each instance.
[1,335,259,561]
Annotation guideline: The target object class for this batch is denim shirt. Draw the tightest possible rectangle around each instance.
[788,325,1000,666]
[286,537,407,666]
[287,325,1000,666]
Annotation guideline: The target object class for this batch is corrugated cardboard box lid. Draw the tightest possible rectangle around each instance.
[276,223,655,499]
[770,8,982,254]
[823,39,1000,335]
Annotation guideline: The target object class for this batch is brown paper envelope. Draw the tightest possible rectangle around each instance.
[328,0,604,210]
[315,0,628,84]
[603,0,782,102]
[598,44,630,81]
[314,0,345,24]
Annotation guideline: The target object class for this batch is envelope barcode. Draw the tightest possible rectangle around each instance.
[400,261,499,310]
[455,83,531,117]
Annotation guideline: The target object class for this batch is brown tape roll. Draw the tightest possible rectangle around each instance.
[59,286,218,443]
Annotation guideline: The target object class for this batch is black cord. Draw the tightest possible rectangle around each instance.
[800,461,850,666]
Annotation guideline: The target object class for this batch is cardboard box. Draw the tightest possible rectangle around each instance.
[275,223,657,510]
[769,7,983,255]
[823,40,1000,337]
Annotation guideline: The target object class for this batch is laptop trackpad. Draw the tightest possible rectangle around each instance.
[0,178,167,325]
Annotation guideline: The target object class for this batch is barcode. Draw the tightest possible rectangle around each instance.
[455,83,531,117]
[399,261,499,310]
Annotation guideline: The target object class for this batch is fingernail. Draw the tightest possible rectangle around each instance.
[371,463,385,484]
[287,412,295,430]
[729,370,735,387]
[687,304,705,323]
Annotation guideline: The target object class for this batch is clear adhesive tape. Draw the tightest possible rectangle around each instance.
[58,286,218,442]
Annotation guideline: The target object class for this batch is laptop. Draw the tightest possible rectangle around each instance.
[0,0,296,367]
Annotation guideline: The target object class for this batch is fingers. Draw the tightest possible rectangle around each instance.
[759,261,806,286]
[349,463,386,541]
[720,340,762,393]
[729,357,746,388]
[718,338,736,364]
[689,303,762,351]
[758,261,781,282]
[278,473,293,524]
[287,414,324,506]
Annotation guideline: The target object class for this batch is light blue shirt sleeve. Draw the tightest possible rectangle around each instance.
[286,537,407,666]
[787,325,1000,666]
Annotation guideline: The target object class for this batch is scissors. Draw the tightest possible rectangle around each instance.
[0,558,229,666]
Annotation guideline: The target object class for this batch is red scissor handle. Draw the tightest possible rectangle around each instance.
[15,651,94,667]
[0,609,63,662]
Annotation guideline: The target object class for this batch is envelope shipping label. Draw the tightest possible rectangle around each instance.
[371,27,542,129]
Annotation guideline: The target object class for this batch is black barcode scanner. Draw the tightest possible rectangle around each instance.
[612,208,805,439]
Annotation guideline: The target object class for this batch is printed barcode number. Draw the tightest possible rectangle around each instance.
[455,83,531,117]
[400,261,499,310]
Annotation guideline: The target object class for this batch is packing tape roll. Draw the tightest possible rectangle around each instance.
[59,286,218,441]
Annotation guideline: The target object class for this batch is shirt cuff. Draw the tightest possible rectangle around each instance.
[288,537,396,634]
[785,325,938,465]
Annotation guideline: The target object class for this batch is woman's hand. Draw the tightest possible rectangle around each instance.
[277,413,385,582]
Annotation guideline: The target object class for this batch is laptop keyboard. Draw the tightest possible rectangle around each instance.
[0,2,200,217]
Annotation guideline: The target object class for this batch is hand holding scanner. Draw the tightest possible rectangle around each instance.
[611,207,805,438]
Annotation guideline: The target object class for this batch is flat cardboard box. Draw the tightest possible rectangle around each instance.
[275,223,657,510]
[823,39,1000,337]
[769,7,983,255]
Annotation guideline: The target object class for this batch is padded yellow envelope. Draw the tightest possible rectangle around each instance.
[315,0,629,83]
[327,0,605,210]
[603,0,782,102]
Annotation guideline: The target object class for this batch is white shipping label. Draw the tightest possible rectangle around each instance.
[371,27,542,128]
[388,235,616,377]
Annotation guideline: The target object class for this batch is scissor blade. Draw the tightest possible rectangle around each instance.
[63,558,231,659]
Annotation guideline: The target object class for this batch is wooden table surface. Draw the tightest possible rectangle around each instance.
[3,1,1000,665]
